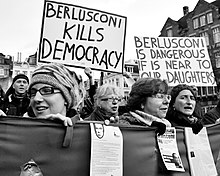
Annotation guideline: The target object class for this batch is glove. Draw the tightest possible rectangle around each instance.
[151,121,166,135]
[191,120,203,134]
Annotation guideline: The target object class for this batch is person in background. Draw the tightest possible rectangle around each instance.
[84,84,121,123]
[119,78,171,135]
[0,74,29,116]
[191,85,204,119]
[79,67,97,119]
[25,63,85,126]
[166,84,203,134]
[203,99,220,125]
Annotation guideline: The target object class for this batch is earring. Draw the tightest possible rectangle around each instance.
[141,104,144,110]
[64,102,67,106]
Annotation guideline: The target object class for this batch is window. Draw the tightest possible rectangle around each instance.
[30,71,34,78]
[0,59,4,64]
[215,58,220,68]
[116,78,119,87]
[197,87,202,96]
[202,87,207,96]
[167,29,173,37]
[200,15,206,26]
[126,66,133,73]
[193,18,199,29]
[15,70,20,76]
[207,86,214,95]
[207,12,213,24]
[200,32,209,46]
[0,69,4,76]
[112,79,114,85]
[124,92,129,100]
[124,78,128,87]
[215,51,220,68]
[213,27,220,44]
[22,71,27,75]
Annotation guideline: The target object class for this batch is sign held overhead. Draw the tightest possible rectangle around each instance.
[134,36,216,87]
[38,0,127,73]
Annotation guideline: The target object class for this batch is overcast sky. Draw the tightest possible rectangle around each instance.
[0,0,214,76]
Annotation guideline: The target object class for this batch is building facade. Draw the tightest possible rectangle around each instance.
[159,0,220,113]
[0,53,13,92]
[103,59,139,105]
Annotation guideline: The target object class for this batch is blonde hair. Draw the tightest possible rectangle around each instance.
[94,84,121,107]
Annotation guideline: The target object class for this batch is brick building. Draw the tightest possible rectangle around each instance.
[159,0,220,113]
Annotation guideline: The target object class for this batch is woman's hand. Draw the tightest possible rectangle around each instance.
[45,113,73,126]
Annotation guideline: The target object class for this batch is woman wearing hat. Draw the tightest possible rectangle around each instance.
[25,63,85,126]
[165,84,203,134]
[0,74,29,116]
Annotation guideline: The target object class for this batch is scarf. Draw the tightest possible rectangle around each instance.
[89,106,117,121]
[129,110,171,127]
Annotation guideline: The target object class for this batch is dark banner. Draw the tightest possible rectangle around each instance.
[0,117,219,175]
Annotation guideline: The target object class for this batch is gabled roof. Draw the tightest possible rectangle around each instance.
[211,0,220,8]
[161,17,178,32]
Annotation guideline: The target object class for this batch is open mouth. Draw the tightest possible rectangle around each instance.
[35,106,48,113]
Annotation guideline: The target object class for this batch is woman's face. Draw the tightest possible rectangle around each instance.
[30,83,67,118]
[143,93,170,119]
[173,89,196,116]
[99,94,120,115]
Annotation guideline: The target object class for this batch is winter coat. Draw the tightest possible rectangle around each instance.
[2,93,30,116]
[203,101,220,125]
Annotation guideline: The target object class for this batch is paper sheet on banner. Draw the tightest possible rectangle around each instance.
[157,127,185,172]
[90,123,123,176]
[185,127,217,176]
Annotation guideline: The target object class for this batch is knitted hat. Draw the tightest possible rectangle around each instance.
[29,63,85,110]
[13,74,29,84]
[169,84,196,107]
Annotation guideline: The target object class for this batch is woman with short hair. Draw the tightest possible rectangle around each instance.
[119,78,171,135]
[84,84,121,123]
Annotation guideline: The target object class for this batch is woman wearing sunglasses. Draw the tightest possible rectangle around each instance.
[24,63,85,126]
[84,84,122,123]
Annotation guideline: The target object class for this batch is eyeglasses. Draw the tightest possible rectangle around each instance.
[29,86,61,98]
[101,97,121,103]
[151,93,171,101]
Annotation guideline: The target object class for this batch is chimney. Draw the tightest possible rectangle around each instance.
[183,6,189,16]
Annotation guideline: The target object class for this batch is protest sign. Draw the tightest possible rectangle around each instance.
[38,0,127,73]
[134,36,216,86]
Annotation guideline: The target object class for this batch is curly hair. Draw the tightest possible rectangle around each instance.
[126,78,169,111]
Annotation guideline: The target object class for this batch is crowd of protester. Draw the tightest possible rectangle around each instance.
[0,62,220,135]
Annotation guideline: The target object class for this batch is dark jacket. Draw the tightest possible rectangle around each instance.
[2,93,30,116]
[84,106,118,122]
[166,109,203,134]
[203,101,220,125]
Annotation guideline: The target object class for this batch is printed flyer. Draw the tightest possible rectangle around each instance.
[90,123,123,176]
[157,127,185,172]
